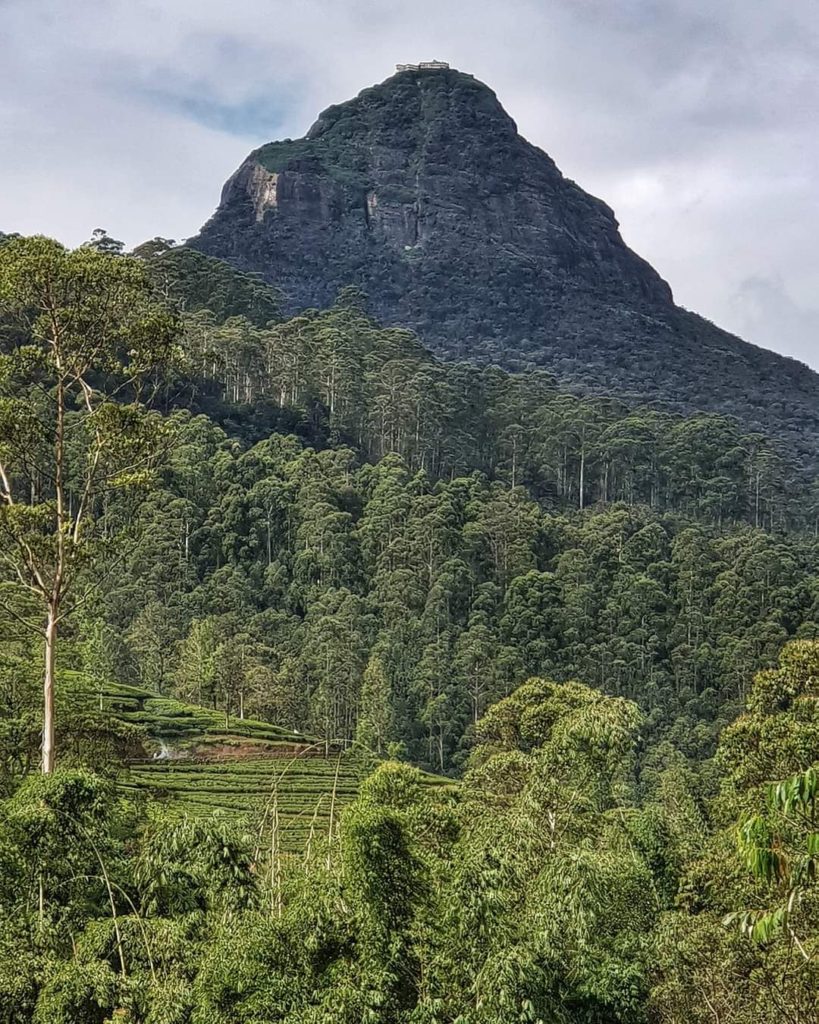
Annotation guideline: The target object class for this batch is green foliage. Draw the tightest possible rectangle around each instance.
[4,396,810,779]
[652,641,819,1023]
[0,647,816,1021]
[124,755,367,852]
[144,247,281,327]
[356,655,394,755]
[1,231,818,1020]
[0,235,178,772]
[169,301,813,529]
[47,673,374,852]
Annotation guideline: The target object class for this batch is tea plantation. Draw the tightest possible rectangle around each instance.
[61,674,447,852]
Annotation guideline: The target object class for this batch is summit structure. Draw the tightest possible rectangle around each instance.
[189,68,819,454]
[395,60,450,71]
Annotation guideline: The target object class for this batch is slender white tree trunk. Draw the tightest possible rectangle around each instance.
[43,608,57,774]
[579,446,585,510]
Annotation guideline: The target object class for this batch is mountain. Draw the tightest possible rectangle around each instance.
[189,66,819,458]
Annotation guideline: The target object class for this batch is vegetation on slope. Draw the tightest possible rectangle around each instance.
[141,242,282,326]
[48,672,389,852]
[0,234,817,1022]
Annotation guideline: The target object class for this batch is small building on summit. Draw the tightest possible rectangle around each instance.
[396,60,450,72]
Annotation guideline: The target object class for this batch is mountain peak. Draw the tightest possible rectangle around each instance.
[250,65,520,189]
[196,66,671,310]
[189,71,819,455]
[305,64,514,139]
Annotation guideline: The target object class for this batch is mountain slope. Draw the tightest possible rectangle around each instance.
[189,66,819,457]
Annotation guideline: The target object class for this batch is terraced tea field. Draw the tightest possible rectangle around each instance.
[124,752,365,851]
[60,674,425,852]
[63,675,306,749]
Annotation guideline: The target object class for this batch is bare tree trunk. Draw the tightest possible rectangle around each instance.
[45,365,66,775]
[579,446,585,510]
[43,608,57,774]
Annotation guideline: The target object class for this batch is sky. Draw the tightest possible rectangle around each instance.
[1,0,817,369]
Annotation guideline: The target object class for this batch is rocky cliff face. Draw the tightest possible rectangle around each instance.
[190,68,819,455]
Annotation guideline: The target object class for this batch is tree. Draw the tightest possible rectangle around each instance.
[733,764,819,958]
[0,236,176,772]
[454,611,502,726]
[449,679,651,1022]
[81,228,125,255]
[126,601,181,693]
[356,654,393,755]
[130,236,176,260]
[174,618,218,706]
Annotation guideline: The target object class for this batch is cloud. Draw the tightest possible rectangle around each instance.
[0,0,817,368]
[732,276,819,368]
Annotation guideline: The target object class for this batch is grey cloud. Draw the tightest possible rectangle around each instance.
[0,0,817,367]
[733,277,819,369]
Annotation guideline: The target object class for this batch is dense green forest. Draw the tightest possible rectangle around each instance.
[0,235,817,1022]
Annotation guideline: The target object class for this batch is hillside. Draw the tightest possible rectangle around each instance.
[189,66,819,460]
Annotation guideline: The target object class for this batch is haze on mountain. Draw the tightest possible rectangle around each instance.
[189,65,819,460]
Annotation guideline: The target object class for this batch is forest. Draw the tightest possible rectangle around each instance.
[0,233,817,1022]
